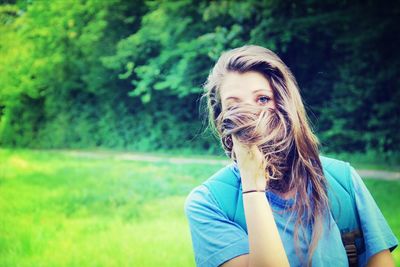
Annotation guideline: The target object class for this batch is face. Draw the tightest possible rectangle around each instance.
[219,71,276,112]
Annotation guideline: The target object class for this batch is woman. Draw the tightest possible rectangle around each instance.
[184,45,398,267]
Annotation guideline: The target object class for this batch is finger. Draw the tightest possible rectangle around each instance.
[231,135,239,154]
[231,135,239,147]
[231,135,250,153]
[231,135,239,160]
[231,135,246,163]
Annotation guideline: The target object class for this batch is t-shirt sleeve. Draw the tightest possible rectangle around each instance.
[184,184,249,267]
[350,166,398,265]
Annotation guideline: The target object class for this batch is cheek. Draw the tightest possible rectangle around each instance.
[269,99,277,109]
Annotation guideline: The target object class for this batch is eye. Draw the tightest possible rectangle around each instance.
[224,99,239,109]
[257,95,271,105]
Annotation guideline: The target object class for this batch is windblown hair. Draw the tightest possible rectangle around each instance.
[200,45,331,266]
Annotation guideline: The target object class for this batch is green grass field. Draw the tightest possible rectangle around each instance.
[0,148,399,266]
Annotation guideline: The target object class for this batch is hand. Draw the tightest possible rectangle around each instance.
[231,135,268,191]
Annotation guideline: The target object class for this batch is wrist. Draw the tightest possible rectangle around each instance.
[238,167,268,191]
[241,178,267,192]
[242,189,266,195]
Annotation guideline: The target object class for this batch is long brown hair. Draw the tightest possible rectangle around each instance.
[200,45,331,266]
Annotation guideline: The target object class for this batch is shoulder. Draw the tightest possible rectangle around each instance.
[348,164,399,264]
[184,163,238,218]
[184,184,213,213]
[320,155,350,170]
[184,166,230,212]
[320,155,353,189]
[183,165,249,267]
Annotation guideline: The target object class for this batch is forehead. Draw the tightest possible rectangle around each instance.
[219,71,273,100]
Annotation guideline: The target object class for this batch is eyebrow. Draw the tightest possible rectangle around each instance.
[223,89,271,101]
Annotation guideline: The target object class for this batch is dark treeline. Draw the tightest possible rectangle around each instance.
[0,0,399,157]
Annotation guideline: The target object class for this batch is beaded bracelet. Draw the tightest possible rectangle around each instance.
[242,189,266,194]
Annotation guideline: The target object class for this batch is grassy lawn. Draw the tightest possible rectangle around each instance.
[0,148,399,266]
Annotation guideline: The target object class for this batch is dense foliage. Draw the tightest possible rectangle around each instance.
[1,0,399,156]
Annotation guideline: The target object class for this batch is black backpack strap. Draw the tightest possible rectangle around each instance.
[341,229,363,266]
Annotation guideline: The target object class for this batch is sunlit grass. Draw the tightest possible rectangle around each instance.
[0,148,225,267]
[0,148,399,266]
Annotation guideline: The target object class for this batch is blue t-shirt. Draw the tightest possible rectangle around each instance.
[184,163,398,267]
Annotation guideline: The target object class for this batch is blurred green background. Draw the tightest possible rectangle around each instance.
[1,148,399,266]
[0,0,399,266]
